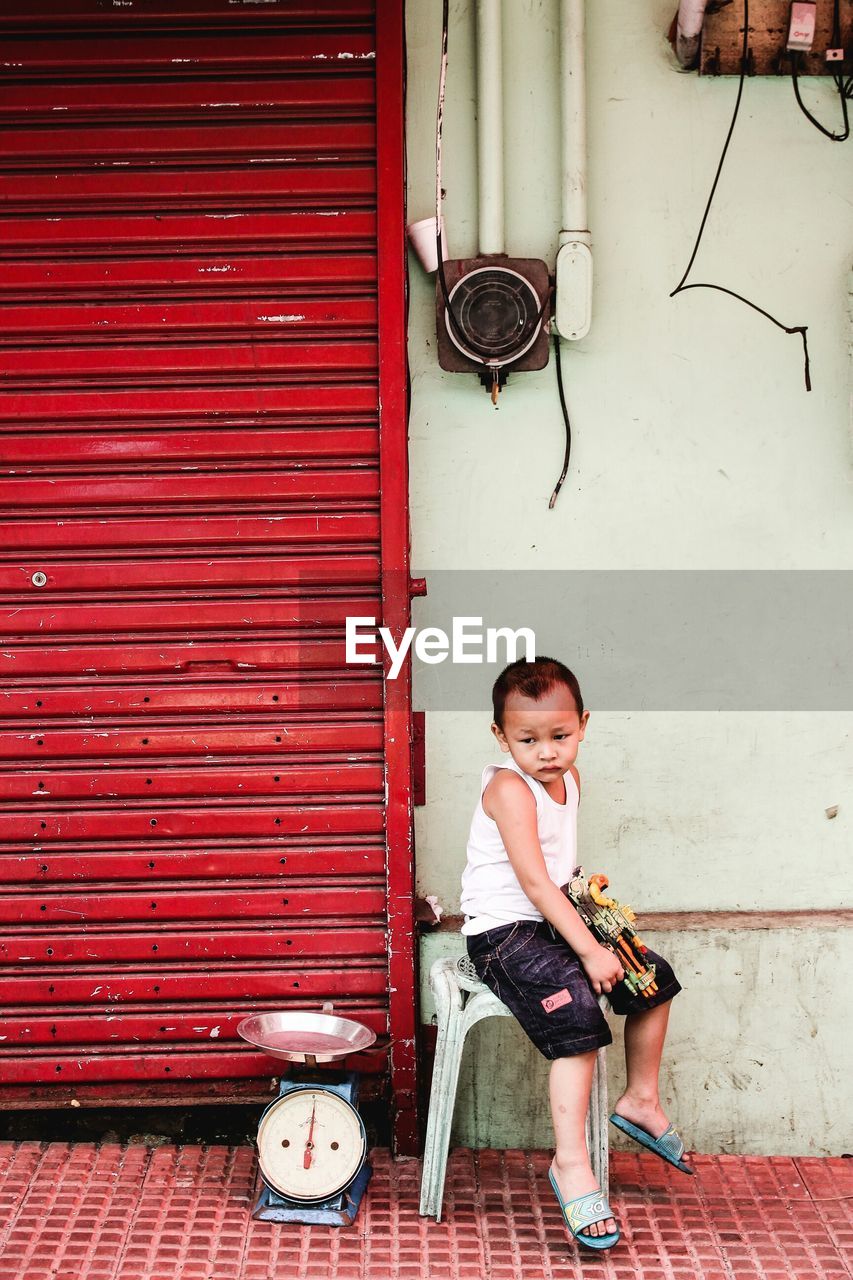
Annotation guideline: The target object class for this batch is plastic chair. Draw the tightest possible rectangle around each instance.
[419,954,609,1221]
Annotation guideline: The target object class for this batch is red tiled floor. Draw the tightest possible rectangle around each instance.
[0,1143,850,1279]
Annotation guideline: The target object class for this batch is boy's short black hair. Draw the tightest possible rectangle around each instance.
[492,656,584,728]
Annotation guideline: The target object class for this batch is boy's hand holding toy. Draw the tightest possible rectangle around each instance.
[562,866,659,1000]
[579,941,625,996]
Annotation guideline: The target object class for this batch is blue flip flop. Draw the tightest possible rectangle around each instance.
[547,1168,620,1250]
[609,1113,694,1175]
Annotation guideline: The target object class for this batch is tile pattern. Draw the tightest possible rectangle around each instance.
[0,1142,850,1279]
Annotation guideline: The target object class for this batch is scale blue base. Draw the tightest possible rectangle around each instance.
[251,1073,372,1225]
[253,1161,372,1225]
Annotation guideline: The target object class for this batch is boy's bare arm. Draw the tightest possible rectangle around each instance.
[486,772,624,993]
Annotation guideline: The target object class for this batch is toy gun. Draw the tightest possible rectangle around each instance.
[563,867,658,1000]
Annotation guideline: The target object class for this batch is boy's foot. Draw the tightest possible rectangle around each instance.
[548,1158,618,1239]
[611,1092,672,1141]
[610,1092,695,1175]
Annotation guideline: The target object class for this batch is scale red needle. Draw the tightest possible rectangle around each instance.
[303,1101,317,1170]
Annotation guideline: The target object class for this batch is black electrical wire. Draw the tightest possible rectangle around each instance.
[830,0,852,99]
[789,0,849,140]
[670,0,812,392]
[791,55,848,139]
[548,332,572,510]
[790,56,849,140]
[832,0,842,50]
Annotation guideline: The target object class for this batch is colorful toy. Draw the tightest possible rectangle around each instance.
[563,867,658,1000]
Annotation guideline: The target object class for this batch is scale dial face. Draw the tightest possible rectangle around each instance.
[257,1087,367,1202]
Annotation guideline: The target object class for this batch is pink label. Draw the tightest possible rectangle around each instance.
[541,988,573,1013]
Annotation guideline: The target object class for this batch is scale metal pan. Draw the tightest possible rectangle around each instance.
[237,1011,376,1064]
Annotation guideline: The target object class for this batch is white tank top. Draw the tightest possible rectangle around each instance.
[459,756,579,936]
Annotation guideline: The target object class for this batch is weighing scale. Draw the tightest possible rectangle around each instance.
[237,1008,376,1225]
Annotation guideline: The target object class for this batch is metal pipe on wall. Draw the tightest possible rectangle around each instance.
[559,0,588,244]
[554,0,593,340]
[475,0,505,255]
[675,0,709,69]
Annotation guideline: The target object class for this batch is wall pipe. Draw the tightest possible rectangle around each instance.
[554,0,593,340]
[675,0,709,69]
[475,0,505,255]
[559,0,589,248]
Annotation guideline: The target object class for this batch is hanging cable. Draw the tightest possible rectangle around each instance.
[670,0,812,392]
[788,0,849,142]
[548,332,573,509]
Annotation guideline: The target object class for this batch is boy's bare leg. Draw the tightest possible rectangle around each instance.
[549,1051,618,1238]
[612,1000,673,1138]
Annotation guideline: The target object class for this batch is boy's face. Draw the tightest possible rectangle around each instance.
[492,684,589,785]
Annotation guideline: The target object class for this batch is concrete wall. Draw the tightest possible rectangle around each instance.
[420,924,853,1155]
[405,0,853,1155]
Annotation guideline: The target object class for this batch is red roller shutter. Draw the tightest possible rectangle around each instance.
[0,0,416,1151]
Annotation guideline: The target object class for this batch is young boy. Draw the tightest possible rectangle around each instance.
[461,656,689,1251]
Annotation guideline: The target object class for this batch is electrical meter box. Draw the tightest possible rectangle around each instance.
[436,256,551,375]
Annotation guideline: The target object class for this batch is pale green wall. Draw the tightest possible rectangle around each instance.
[405,0,853,1154]
[421,927,852,1155]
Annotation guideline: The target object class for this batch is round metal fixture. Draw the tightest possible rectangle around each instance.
[236,1010,376,1066]
[444,265,543,367]
[31,572,47,588]
[237,1009,376,1223]
[256,1086,367,1203]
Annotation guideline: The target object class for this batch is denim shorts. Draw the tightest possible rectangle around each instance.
[466,920,682,1060]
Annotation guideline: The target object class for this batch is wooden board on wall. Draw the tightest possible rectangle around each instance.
[700,0,853,76]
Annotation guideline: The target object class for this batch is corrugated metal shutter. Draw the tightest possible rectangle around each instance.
[0,0,415,1141]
